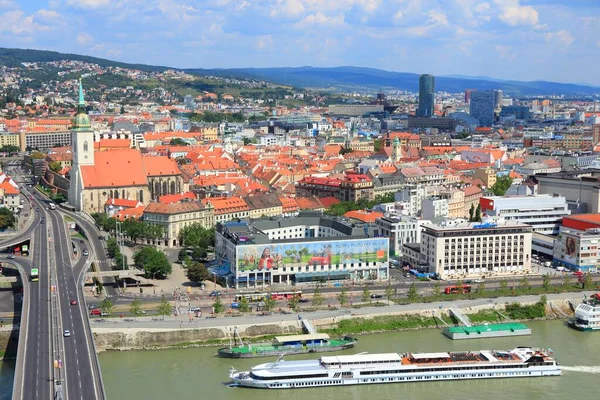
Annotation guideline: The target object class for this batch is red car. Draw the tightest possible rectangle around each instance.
[70,299,78,305]
[573,271,584,276]
[90,308,101,316]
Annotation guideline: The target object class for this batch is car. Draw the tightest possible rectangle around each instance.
[82,249,89,257]
[40,219,44,224]
[189,307,201,312]
[7,254,15,259]
[299,298,310,303]
[90,308,102,316]
[70,299,78,305]
[209,291,221,297]
[464,280,473,284]
[473,279,484,283]
[63,330,71,337]
[370,294,383,299]
[134,310,146,315]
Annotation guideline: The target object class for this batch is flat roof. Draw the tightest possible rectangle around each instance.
[321,353,401,364]
[445,323,530,334]
[411,352,451,359]
[274,333,330,343]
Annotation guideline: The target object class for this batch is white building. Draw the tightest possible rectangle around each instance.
[480,194,570,235]
[375,216,426,257]
[421,219,533,280]
[395,185,430,217]
[422,196,449,220]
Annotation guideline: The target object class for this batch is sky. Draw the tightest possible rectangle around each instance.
[2,0,600,85]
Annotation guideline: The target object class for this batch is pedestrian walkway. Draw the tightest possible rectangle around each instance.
[449,306,472,327]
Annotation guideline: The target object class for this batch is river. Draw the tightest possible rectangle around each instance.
[98,320,599,400]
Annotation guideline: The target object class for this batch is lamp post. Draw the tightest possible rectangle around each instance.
[152,271,158,295]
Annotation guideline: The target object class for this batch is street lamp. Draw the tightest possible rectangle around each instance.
[152,271,158,294]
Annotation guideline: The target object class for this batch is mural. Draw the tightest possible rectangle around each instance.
[565,236,577,257]
[236,238,389,272]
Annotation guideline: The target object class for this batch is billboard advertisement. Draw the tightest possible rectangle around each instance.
[236,238,389,272]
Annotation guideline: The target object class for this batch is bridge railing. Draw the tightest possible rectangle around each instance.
[10,262,29,400]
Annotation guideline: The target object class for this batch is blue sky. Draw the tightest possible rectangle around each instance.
[2,0,600,85]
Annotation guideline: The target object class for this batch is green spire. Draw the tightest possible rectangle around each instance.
[78,78,85,106]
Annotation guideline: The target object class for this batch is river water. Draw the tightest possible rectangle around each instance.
[98,320,599,400]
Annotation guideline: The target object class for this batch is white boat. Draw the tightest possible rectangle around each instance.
[568,293,600,331]
[229,347,560,389]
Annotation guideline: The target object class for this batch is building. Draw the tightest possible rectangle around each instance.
[244,193,284,219]
[407,117,457,131]
[375,215,423,256]
[21,130,71,151]
[552,214,600,272]
[417,74,435,117]
[421,219,533,279]
[295,174,374,203]
[494,90,503,109]
[0,133,20,148]
[395,185,430,217]
[422,196,449,220]
[0,174,20,212]
[465,89,476,104]
[143,202,214,247]
[214,212,389,288]
[536,171,600,214]
[328,104,384,116]
[201,196,249,223]
[480,195,570,235]
[472,167,497,188]
[469,91,496,126]
[500,105,531,120]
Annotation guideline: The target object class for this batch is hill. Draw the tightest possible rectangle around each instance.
[184,66,600,96]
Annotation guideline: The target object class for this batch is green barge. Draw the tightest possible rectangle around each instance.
[443,323,532,340]
[218,333,357,358]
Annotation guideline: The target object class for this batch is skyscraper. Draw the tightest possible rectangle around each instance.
[417,74,435,117]
[494,90,503,108]
[470,91,496,126]
[465,89,476,104]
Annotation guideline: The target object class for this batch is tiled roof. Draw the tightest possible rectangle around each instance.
[201,196,249,213]
[105,198,142,208]
[295,196,324,210]
[343,210,384,223]
[144,202,204,215]
[98,139,130,149]
[278,196,299,212]
[115,206,145,221]
[81,149,148,188]
[158,192,196,204]
[142,155,181,176]
[318,197,340,208]
[243,193,283,210]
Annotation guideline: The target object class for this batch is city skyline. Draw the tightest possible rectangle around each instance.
[2,0,600,85]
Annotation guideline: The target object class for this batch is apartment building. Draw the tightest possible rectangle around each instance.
[375,215,424,256]
[295,174,374,203]
[143,202,214,247]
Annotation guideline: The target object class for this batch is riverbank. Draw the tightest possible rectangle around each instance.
[92,292,585,352]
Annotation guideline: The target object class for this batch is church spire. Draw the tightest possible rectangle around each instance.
[78,78,85,107]
[72,78,91,131]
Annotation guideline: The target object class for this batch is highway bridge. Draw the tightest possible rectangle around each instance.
[4,168,108,400]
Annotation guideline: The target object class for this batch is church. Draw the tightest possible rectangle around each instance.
[68,81,181,214]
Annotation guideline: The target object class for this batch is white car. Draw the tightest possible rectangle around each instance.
[63,330,71,337]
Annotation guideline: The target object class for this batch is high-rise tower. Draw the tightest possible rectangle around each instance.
[417,74,435,117]
[68,79,94,211]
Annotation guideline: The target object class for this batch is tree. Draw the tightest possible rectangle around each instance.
[120,104,125,114]
[584,272,594,290]
[157,296,172,319]
[361,287,371,303]
[0,208,16,230]
[178,224,215,249]
[186,262,210,283]
[106,237,119,258]
[469,204,475,222]
[100,298,113,315]
[407,283,419,301]
[500,279,508,294]
[133,246,172,278]
[336,288,349,308]
[432,281,441,298]
[30,151,44,159]
[373,138,383,152]
[238,296,250,313]
[384,283,394,306]
[491,175,513,196]
[474,204,482,222]
[263,293,277,312]
[312,287,324,307]
[542,274,551,292]
[0,145,19,155]
[562,274,572,289]
[178,249,188,262]
[212,296,225,314]
[115,253,128,270]
[48,161,62,173]
[170,137,188,146]
[476,281,485,295]
[129,299,142,317]
[288,295,300,312]
[519,276,530,292]
[192,246,208,261]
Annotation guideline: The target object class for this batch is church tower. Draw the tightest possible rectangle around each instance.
[69,79,94,211]
[391,136,401,163]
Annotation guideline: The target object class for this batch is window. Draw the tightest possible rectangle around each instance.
[83,140,89,152]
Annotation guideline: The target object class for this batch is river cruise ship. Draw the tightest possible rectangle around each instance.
[229,347,560,389]
[568,293,600,331]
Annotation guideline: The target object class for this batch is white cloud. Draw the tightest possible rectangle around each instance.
[393,10,403,21]
[256,35,274,50]
[0,0,14,8]
[76,32,94,45]
[91,43,122,58]
[494,0,539,26]
[495,44,515,60]
[66,0,111,8]
[427,9,448,25]
[546,30,574,47]
[0,10,54,35]
[35,9,61,21]
[300,12,344,25]
[270,0,305,17]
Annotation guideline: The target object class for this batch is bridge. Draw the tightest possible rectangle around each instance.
[449,306,473,327]
[8,171,109,400]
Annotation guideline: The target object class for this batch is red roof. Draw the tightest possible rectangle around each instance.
[105,198,142,208]
[142,155,181,176]
[343,210,384,223]
[81,149,148,188]
[158,192,196,204]
[318,197,340,208]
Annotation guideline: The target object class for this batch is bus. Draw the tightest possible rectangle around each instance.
[49,203,56,210]
[30,268,39,282]
[21,245,29,257]
[234,291,303,302]
[444,285,471,294]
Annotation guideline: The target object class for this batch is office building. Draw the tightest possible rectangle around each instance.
[421,219,533,280]
[494,90,503,109]
[552,214,600,272]
[214,212,389,288]
[480,194,571,235]
[376,216,424,256]
[465,89,476,104]
[536,171,600,214]
[469,91,496,126]
[500,105,531,120]
[328,104,384,116]
[417,74,435,117]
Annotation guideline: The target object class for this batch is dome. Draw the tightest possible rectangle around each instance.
[73,112,91,130]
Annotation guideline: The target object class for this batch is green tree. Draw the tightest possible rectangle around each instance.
[499,279,508,294]
[212,296,225,314]
[0,145,19,154]
[129,299,142,316]
[100,298,113,315]
[186,262,210,283]
[519,276,531,292]
[361,287,371,303]
[178,248,188,262]
[30,151,45,159]
[312,287,324,307]
[584,272,594,290]
[157,296,172,319]
[407,283,419,301]
[432,281,441,298]
[474,204,482,222]
[263,293,277,312]
[491,175,513,196]
[133,246,172,278]
[178,224,215,249]
[48,161,62,173]
[0,207,16,230]
[192,246,208,261]
[373,138,383,152]
[106,237,119,258]
[170,138,188,146]
[384,283,394,306]
[238,296,250,313]
[469,204,475,222]
[288,295,300,312]
[562,274,572,289]
[115,253,128,270]
[542,274,551,292]
[337,288,349,308]
[476,281,485,295]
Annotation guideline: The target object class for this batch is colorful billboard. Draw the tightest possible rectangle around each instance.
[236,238,389,272]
